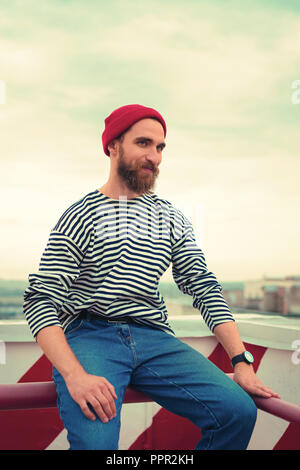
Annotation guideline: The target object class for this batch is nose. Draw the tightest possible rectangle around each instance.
[145,147,162,168]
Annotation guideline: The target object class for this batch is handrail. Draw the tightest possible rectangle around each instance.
[0,381,152,409]
[0,378,299,425]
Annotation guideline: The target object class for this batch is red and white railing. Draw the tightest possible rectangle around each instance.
[0,377,299,424]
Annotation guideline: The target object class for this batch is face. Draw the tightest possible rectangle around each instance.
[112,118,166,194]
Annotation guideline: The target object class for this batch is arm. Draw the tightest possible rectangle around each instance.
[170,208,279,398]
[171,209,236,331]
[24,205,94,338]
[24,210,117,422]
[213,321,280,398]
[36,325,117,422]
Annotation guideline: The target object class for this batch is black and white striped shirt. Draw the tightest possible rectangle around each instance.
[23,189,234,339]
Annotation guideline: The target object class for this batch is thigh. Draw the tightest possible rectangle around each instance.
[53,366,122,450]
[52,318,133,450]
[130,331,250,430]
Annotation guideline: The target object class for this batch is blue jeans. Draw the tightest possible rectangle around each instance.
[52,313,257,450]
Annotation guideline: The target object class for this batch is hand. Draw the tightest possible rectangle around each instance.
[65,370,118,422]
[233,363,280,399]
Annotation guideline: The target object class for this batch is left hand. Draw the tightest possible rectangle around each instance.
[233,363,280,398]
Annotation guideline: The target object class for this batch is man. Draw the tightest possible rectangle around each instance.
[23,104,279,450]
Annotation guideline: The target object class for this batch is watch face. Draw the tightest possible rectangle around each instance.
[244,351,254,363]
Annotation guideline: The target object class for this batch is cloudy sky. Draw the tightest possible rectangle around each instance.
[1,0,300,283]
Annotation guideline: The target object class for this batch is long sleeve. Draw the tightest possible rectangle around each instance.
[171,210,235,332]
[23,201,94,339]
[23,231,85,339]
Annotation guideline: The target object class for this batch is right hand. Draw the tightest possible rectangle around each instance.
[65,371,118,422]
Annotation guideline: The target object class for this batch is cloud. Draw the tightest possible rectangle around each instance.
[1,0,300,280]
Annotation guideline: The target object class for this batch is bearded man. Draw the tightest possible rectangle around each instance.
[24,104,279,450]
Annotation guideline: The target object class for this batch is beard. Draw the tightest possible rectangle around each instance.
[117,145,159,194]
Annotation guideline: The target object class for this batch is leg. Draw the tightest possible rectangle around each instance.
[129,326,257,450]
[52,316,134,450]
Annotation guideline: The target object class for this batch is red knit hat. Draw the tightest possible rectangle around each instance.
[102,104,167,156]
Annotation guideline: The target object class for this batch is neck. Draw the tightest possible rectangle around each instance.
[98,182,146,200]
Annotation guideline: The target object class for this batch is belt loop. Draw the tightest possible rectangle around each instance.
[82,309,91,321]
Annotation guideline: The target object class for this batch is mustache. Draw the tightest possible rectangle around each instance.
[140,163,156,172]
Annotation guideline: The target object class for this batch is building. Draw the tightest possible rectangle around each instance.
[221,282,245,308]
[244,276,300,316]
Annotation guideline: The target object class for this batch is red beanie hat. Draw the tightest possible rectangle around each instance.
[102,104,167,156]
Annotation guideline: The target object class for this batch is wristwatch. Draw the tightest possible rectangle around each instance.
[231,351,254,368]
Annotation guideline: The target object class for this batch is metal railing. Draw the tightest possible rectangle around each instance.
[0,376,299,425]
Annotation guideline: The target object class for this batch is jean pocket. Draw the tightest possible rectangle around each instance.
[65,317,85,336]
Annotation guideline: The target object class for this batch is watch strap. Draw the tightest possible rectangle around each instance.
[231,351,254,367]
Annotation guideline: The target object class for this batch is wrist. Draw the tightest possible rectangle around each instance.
[231,350,254,368]
[63,364,86,383]
[233,361,254,372]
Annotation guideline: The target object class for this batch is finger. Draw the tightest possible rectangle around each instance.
[256,389,273,398]
[236,379,270,397]
[109,384,118,400]
[98,382,118,416]
[86,395,112,423]
[97,389,117,419]
[252,384,279,398]
[102,378,118,399]
[79,399,97,421]
[260,386,280,399]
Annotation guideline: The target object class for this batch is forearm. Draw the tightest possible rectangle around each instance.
[36,325,118,422]
[36,325,85,381]
[213,321,280,398]
[213,321,246,361]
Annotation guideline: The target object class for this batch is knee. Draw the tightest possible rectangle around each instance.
[218,382,257,430]
[216,390,257,450]
[233,391,257,431]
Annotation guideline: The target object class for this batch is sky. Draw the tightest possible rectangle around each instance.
[0,0,300,283]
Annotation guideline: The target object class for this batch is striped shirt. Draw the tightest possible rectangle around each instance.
[23,188,235,339]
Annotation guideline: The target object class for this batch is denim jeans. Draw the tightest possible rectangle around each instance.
[52,313,257,450]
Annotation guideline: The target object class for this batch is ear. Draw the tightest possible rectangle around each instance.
[107,139,119,156]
